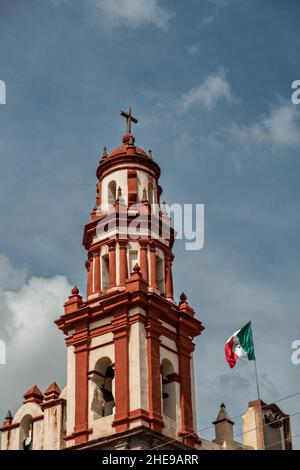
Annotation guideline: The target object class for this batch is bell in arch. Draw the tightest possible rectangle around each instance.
[101,366,115,403]
[162,376,169,400]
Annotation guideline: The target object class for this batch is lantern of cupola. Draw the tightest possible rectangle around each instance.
[82,108,175,302]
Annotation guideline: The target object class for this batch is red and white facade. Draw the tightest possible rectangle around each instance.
[0,119,204,450]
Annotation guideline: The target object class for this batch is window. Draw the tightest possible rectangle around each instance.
[102,254,110,292]
[156,256,165,295]
[19,415,33,450]
[108,180,117,206]
[129,250,138,274]
[161,359,176,421]
[91,357,115,419]
[148,182,154,206]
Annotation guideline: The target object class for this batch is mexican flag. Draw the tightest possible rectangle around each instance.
[225,321,256,368]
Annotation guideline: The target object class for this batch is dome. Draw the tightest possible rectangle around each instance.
[107,134,150,159]
[96,133,160,181]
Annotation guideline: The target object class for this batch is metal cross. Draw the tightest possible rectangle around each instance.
[120,107,138,134]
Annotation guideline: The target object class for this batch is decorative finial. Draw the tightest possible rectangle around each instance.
[120,107,138,134]
[220,403,226,408]
[133,263,141,273]
[148,149,153,159]
[102,146,108,159]
[161,201,168,216]
[180,292,187,304]
[128,134,135,146]
[5,410,13,421]
[71,286,79,295]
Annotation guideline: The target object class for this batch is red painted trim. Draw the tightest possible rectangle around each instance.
[94,251,101,294]
[146,314,164,433]
[112,309,130,433]
[139,241,149,282]
[127,168,137,207]
[74,321,90,445]
[109,242,116,288]
[119,242,128,286]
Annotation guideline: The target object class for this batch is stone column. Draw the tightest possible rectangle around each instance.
[112,310,130,432]
[165,255,174,300]
[150,245,158,289]
[94,251,101,294]
[139,241,149,282]
[85,252,93,298]
[177,334,195,446]
[146,312,163,433]
[73,324,91,445]
[119,241,128,287]
[109,243,116,288]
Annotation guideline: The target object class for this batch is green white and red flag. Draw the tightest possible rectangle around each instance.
[225,321,256,368]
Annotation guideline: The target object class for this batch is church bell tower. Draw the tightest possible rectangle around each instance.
[55,109,204,450]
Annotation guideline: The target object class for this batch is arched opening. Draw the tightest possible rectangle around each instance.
[129,250,138,274]
[101,254,110,292]
[161,359,176,421]
[108,181,117,206]
[148,182,154,206]
[19,414,33,450]
[91,357,115,419]
[156,256,165,296]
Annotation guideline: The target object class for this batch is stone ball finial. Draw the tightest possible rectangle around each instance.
[71,286,79,296]
[123,133,135,145]
[133,263,141,273]
[180,292,187,304]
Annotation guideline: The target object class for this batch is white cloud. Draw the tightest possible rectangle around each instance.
[231,102,300,149]
[186,43,202,55]
[0,255,71,419]
[199,0,231,28]
[0,255,26,292]
[182,72,234,110]
[95,0,173,31]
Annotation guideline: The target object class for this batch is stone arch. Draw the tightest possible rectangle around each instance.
[108,180,117,205]
[161,359,176,420]
[91,356,115,418]
[19,414,33,450]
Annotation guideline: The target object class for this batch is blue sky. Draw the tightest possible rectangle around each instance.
[0,0,300,447]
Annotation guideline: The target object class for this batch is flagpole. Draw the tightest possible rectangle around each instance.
[251,322,261,401]
[254,359,261,401]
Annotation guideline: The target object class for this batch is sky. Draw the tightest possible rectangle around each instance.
[0,0,300,448]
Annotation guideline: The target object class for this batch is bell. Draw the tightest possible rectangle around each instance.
[162,380,169,400]
[102,366,115,403]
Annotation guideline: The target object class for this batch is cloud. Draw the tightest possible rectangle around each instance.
[0,255,71,420]
[182,72,234,110]
[186,43,202,56]
[95,0,173,31]
[199,0,231,27]
[231,102,300,149]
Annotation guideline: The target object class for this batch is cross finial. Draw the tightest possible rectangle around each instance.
[120,107,138,134]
